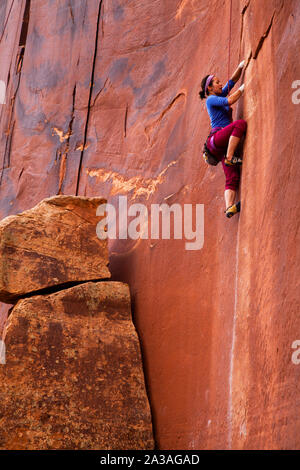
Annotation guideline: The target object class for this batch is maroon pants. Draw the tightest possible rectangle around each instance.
[207,119,247,191]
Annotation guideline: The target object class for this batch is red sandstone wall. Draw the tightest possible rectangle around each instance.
[0,0,300,449]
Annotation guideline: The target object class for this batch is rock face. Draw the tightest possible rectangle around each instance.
[0,281,154,450]
[0,195,110,302]
[0,0,299,450]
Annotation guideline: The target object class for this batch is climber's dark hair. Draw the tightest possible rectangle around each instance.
[199,74,211,100]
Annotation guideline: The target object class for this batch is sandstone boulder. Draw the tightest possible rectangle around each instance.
[0,280,154,450]
[0,195,110,303]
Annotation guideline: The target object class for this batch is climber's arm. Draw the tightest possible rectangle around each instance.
[230,60,245,83]
[207,83,244,107]
[221,79,235,96]
[227,84,245,105]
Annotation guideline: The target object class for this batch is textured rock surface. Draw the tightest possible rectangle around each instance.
[0,281,154,450]
[0,195,110,302]
[0,0,299,449]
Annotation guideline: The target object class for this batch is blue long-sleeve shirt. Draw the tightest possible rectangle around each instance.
[206,79,235,128]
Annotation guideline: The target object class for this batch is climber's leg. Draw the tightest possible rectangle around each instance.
[225,135,241,163]
[222,157,240,217]
[225,189,236,209]
[225,120,247,164]
[213,120,247,165]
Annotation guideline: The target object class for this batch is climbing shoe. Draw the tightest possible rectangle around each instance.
[225,201,241,218]
[224,156,243,166]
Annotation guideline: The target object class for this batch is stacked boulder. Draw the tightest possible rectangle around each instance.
[0,195,154,450]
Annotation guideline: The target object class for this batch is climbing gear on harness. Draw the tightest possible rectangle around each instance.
[225,201,241,218]
[224,155,243,166]
[202,127,223,166]
[203,141,219,166]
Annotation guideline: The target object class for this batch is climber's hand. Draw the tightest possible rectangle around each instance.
[239,84,245,93]
[231,61,245,83]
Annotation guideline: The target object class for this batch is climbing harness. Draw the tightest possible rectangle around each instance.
[202,127,222,166]
[202,142,218,166]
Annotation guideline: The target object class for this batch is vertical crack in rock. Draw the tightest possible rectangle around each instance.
[7,68,11,86]
[241,0,251,15]
[244,51,252,72]
[1,71,20,182]
[239,0,251,58]
[67,84,76,154]
[1,118,15,185]
[0,0,15,43]
[0,0,30,185]
[69,0,75,24]
[101,1,104,37]
[75,0,103,196]
[18,0,30,47]
[5,120,14,169]
[124,103,128,138]
[58,84,76,194]
[18,167,24,182]
[253,11,275,59]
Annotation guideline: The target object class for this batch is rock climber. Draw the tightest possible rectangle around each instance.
[199,60,247,218]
